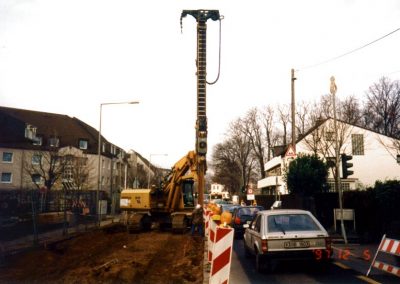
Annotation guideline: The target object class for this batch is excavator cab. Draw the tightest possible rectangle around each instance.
[182,180,195,208]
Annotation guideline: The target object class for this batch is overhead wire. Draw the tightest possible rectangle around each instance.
[297,26,400,72]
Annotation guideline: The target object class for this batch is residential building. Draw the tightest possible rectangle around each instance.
[0,106,127,201]
[258,118,400,194]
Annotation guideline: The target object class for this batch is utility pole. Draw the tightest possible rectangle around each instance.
[291,69,297,150]
[330,76,348,244]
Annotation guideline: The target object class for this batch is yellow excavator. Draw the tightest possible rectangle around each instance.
[120,151,198,232]
[120,9,222,233]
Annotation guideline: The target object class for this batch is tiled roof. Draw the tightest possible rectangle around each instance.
[0,106,110,155]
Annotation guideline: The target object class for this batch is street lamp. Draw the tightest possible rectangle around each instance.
[147,153,168,188]
[97,101,139,225]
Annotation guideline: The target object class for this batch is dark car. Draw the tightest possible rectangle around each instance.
[231,205,264,238]
[220,204,240,214]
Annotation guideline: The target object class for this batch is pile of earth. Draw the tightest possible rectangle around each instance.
[0,224,205,284]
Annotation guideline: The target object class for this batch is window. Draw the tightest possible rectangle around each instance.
[325,131,335,141]
[1,172,12,183]
[79,139,88,150]
[32,154,42,165]
[32,174,42,184]
[352,134,364,155]
[2,152,13,163]
[49,137,60,147]
[33,135,42,146]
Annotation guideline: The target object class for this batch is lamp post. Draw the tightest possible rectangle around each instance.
[97,101,139,225]
[330,77,348,244]
[147,153,168,188]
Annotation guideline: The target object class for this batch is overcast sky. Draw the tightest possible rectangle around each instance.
[1,0,400,168]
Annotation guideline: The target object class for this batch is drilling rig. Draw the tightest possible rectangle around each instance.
[180,9,221,207]
[120,10,222,232]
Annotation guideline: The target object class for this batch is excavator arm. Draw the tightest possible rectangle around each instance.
[164,151,198,212]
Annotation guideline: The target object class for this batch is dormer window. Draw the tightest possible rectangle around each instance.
[49,137,60,147]
[79,139,88,150]
[25,124,37,140]
[102,142,106,153]
[33,135,43,146]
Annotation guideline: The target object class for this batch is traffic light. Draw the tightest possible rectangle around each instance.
[341,154,354,179]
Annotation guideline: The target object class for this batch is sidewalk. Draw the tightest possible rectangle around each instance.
[1,215,120,260]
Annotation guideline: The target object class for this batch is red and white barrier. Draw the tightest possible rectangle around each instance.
[204,209,212,237]
[367,234,400,277]
[208,218,219,263]
[209,225,234,284]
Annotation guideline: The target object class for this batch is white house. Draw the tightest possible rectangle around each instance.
[258,118,400,194]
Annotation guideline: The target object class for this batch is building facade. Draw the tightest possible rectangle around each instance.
[258,118,400,194]
[0,106,128,200]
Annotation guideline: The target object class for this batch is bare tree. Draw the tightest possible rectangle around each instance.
[211,141,242,195]
[211,118,256,195]
[261,105,279,161]
[277,104,290,145]
[339,95,362,125]
[296,101,312,139]
[363,77,400,138]
[242,108,266,178]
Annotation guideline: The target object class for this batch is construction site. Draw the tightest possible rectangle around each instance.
[0,223,205,283]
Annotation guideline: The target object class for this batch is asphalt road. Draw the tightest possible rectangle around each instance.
[229,239,399,284]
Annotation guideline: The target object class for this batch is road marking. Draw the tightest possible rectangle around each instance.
[356,275,381,284]
[333,261,350,269]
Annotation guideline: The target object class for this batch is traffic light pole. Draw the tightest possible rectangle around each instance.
[330,76,348,244]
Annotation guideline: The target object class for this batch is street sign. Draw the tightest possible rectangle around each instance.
[247,194,255,200]
[285,145,296,158]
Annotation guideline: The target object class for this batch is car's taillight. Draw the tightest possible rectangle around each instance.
[261,239,268,253]
[325,237,332,250]
[234,217,241,225]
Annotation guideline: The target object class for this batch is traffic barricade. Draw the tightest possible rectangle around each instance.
[204,208,212,237]
[209,224,234,284]
[208,217,219,263]
[367,234,400,277]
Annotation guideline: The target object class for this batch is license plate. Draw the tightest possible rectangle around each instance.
[284,240,310,248]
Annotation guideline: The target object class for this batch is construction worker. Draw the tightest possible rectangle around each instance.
[191,204,204,236]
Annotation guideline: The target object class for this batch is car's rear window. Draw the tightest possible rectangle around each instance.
[267,214,320,232]
[238,207,261,217]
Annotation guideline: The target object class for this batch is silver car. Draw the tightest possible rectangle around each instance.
[243,209,332,272]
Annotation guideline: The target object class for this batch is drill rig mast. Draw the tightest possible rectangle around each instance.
[180,9,222,206]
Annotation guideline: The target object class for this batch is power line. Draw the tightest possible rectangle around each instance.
[298,26,400,71]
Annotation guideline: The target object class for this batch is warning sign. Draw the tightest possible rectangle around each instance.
[285,145,296,158]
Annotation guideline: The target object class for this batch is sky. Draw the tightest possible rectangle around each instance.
[1,0,400,169]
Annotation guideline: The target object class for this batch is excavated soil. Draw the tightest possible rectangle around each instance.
[0,224,204,284]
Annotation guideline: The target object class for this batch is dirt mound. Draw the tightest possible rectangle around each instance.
[0,224,204,284]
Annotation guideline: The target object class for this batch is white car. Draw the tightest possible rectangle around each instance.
[243,209,332,272]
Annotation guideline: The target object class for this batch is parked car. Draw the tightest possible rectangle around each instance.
[243,209,332,272]
[231,205,264,238]
[220,204,241,214]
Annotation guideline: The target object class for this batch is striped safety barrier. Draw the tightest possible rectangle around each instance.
[367,234,400,277]
[204,209,212,237]
[209,224,234,284]
[208,218,219,263]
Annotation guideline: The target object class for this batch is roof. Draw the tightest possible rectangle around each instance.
[0,106,115,155]
[259,209,313,215]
